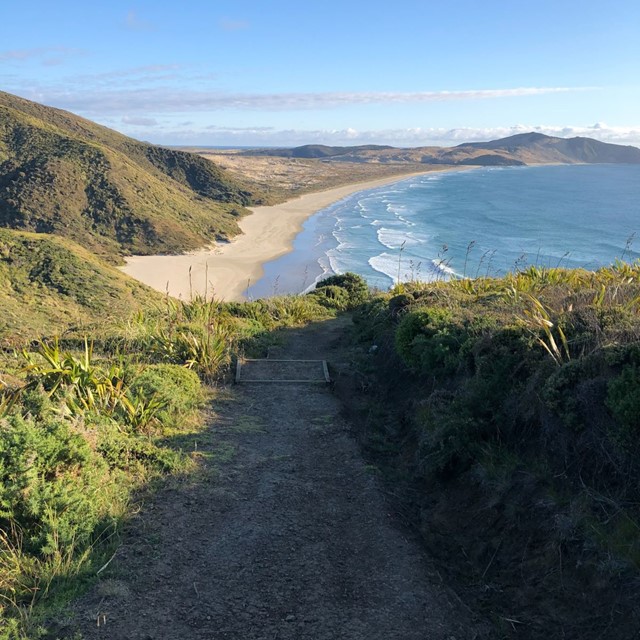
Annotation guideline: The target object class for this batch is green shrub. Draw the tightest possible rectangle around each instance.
[607,364,640,446]
[307,285,350,310]
[416,397,480,475]
[395,307,463,374]
[96,427,184,473]
[352,296,393,342]
[0,415,110,556]
[149,323,232,381]
[388,293,414,318]
[315,272,369,307]
[128,364,202,429]
[544,357,602,431]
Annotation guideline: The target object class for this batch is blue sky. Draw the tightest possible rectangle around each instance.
[2,0,640,147]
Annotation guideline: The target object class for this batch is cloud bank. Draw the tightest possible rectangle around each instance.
[19,86,592,115]
[134,123,640,149]
[0,46,82,65]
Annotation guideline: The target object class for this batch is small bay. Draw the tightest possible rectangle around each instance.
[248,164,640,298]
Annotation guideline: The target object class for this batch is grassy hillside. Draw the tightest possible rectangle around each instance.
[459,132,640,164]
[0,92,264,262]
[0,229,164,345]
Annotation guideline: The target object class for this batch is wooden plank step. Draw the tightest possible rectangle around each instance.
[236,359,330,383]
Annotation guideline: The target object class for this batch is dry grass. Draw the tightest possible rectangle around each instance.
[186,151,428,202]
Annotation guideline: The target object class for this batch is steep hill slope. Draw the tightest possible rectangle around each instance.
[0,92,262,262]
[0,228,163,344]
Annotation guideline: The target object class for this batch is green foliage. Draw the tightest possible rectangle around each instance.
[607,364,640,445]
[543,357,602,431]
[315,272,370,308]
[95,425,184,473]
[21,339,155,429]
[148,324,232,382]
[395,307,463,374]
[307,284,350,310]
[387,293,414,318]
[128,364,202,428]
[353,262,640,595]
[352,296,393,342]
[0,228,162,344]
[0,415,111,556]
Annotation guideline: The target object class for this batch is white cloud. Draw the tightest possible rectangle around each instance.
[0,46,82,65]
[16,86,593,116]
[70,65,184,88]
[121,116,159,126]
[218,18,250,31]
[132,123,640,149]
[204,125,274,132]
[88,64,181,80]
[123,10,154,31]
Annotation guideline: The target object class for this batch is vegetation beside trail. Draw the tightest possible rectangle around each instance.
[0,268,354,638]
[343,265,640,638]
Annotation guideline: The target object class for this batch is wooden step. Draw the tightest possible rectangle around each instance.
[235,359,330,383]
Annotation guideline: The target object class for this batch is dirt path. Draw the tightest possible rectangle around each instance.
[65,316,487,639]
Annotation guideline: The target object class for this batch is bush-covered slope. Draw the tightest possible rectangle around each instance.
[345,266,640,639]
[0,228,164,344]
[0,91,262,261]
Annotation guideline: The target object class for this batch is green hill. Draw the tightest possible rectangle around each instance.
[0,91,264,262]
[0,228,163,344]
[238,133,640,166]
[456,132,640,164]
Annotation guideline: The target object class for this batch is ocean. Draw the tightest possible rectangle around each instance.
[247,164,640,298]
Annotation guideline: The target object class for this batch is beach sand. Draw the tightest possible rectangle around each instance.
[121,170,438,301]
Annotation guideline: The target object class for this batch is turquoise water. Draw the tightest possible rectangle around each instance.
[248,164,640,298]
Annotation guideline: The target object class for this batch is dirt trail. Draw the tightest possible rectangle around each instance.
[66,316,486,639]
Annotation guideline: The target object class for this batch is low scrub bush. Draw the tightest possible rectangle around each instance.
[352,296,393,342]
[606,363,640,447]
[0,414,113,557]
[96,425,185,473]
[395,307,463,375]
[307,284,350,310]
[352,263,640,618]
[315,272,369,308]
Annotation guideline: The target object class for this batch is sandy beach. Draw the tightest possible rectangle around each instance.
[121,170,439,301]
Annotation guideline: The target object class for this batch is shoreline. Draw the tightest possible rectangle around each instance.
[120,167,460,301]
